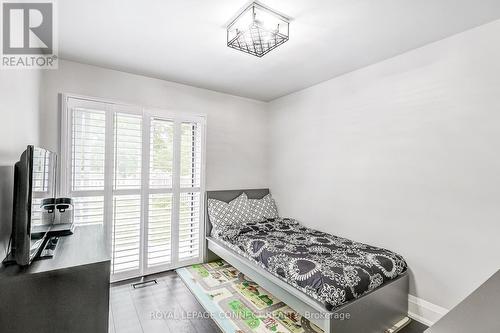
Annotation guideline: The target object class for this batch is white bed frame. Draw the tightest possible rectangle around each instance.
[204,189,410,333]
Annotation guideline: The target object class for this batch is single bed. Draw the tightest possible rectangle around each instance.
[204,189,409,333]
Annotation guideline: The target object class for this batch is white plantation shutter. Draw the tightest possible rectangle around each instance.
[65,103,108,226]
[71,108,106,191]
[180,122,202,188]
[147,118,175,268]
[150,119,174,189]
[178,192,201,259]
[111,113,143,275]
[178,122,202,260]
[114,113,142,190]
[62,96,205,281]
[112,195,141,273]
[148,194,172,266]
[72,196,104,224]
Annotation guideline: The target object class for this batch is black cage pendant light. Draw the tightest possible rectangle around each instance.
[227,2,290,57]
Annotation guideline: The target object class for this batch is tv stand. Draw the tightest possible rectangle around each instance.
[0,225,111,333]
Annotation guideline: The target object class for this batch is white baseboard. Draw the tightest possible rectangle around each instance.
[408,295,449,327]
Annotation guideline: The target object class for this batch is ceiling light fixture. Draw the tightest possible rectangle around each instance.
[227,2,290,57]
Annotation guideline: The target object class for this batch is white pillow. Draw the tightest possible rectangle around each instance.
[248,194,279,222]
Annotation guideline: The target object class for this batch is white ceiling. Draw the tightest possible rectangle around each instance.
[59,0,500,101]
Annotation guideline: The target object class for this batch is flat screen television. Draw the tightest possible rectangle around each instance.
[10,145,57,266]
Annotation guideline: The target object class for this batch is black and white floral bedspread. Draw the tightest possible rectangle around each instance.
[213,218,407,309]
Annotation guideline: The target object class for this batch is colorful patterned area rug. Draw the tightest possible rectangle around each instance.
[176,260,324,333]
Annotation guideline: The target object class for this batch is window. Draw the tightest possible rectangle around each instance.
[61,96,205,281]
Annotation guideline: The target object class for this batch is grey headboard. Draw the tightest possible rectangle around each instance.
[205,188,270,237]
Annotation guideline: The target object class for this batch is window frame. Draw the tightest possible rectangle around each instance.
[60,93,207,281]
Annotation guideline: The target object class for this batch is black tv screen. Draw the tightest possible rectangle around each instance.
[12,145,57,265]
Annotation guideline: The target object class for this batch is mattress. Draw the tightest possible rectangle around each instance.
[212,218,407,309]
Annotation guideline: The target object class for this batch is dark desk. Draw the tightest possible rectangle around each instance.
[0,225,111,333]
[425,270,500,333]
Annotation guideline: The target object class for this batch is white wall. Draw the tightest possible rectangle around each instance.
[268,19,500,320]
[0,70,41,259]
[40,60,269,191]
[0,71,41,164]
